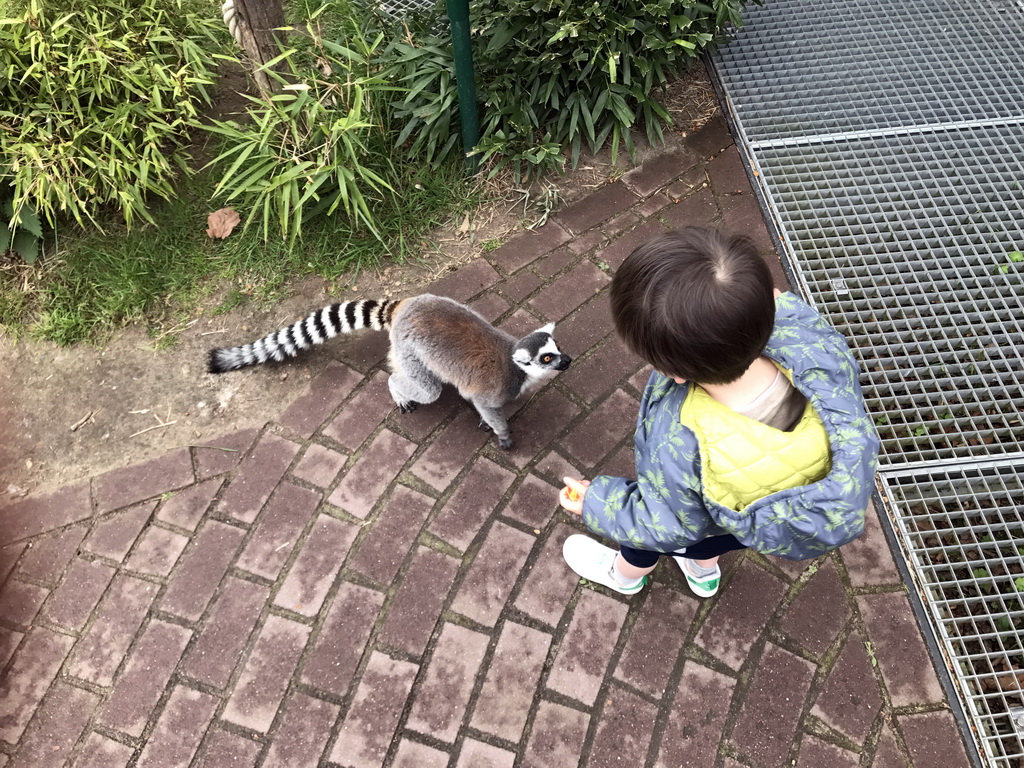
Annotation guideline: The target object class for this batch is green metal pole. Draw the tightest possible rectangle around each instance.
[445,0,480,172]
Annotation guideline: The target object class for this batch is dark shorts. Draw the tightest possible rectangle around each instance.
[619,534,747,568]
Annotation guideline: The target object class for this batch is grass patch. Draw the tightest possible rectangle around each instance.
[1,159,480,346]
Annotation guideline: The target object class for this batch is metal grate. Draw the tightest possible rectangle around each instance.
[880,461,1024,768]
[754,125,1024,466]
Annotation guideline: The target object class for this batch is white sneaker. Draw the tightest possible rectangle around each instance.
[562,535,648,595]
[673,556,721,598]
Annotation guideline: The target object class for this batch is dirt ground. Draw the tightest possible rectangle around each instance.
[0,65,719,501]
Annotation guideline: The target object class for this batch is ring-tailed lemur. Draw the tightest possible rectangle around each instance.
[207,294,572,449]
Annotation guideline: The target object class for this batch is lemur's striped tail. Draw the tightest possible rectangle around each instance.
[208,299,402,374]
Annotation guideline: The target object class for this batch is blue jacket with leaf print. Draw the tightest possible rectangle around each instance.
[580,293,881,560]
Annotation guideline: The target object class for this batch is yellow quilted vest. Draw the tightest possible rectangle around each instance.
[680,376,832,511]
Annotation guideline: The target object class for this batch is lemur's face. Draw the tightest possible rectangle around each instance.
[512,323,572,377]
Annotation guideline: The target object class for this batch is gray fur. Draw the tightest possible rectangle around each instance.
[207,294,571,449]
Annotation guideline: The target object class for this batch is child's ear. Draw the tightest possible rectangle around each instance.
[538,322,556,335]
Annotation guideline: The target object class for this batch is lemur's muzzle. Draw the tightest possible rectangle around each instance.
[556,355,572,371]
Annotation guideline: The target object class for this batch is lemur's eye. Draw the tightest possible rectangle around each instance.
[541,354,553,363]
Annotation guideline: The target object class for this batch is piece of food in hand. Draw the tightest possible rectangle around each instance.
[566,487,579,502]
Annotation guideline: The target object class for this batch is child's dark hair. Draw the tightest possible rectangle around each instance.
[610,227,775,384]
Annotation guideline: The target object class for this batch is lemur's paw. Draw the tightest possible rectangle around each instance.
[497,435,513,450]
[477,418,491,432]
[398,401,419,414]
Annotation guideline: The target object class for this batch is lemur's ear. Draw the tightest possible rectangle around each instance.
[537,322,556,335]
[513,349,532,365]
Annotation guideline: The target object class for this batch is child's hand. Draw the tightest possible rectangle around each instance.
[559,477,589,516]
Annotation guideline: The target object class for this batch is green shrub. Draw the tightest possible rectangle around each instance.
[205,21,399,243]
[0,0,224,231]
[385,0,747,179]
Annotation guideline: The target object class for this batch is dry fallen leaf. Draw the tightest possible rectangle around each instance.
[206,207,241,239]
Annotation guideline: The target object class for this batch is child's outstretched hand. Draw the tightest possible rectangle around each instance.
[559,477,589,516]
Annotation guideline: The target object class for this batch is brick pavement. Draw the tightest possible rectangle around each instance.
[0,117,975,767]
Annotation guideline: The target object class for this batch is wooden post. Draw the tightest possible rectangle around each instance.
[221,0,286,95]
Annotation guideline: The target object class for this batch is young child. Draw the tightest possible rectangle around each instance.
[559,227,879,597]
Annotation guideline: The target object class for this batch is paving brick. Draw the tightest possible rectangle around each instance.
[533,246,576,279]
[99,620,192,737]
[348,485,433,587]
[13,681,98,768]
[126,524,189,576]
[529,260,610,322]
[428,258,501,301]
[469,291,511,323]
[0,627,22,669]
[456,740,515,768]
[898,710,971,768]
[489,222,572,273]
[236,481,321,581]
[41,557,115,630]
[428,457,515,552]
[322,370,391,451]
[562,338,644,404]
[0,542,23,586]
[514,522,579,627]
[871,724,907,768]
[409,410,490,491]
[507,389,581,469]
[548,588,629,706]
[155,478,222,532]
[182,576,269,689]
[841,502,901,588]
[498,308,545,339]
[0,627,74,743]
[82,500,154,562]
[68,573,157,686]
[694,560,788,670]
[594,218,668,271]
[553,294,613,356]
[628,366,654,393]
[158,519,244,621]
[471,622,552,742]
[622,149,700,197]
[857,591,944,707]
[568,228,606,255]
[0,578,47,628]
[685,113,733,158]
[94,448,193,514]
[0,481,91,546]
[331,651,418,767]
[406,623,489,743]
[192,427,260,480]
[522,701,590,768]
[291,443,347,488]
[503,473,559,530]
[661,186,720,229]
[74,732,135,768]
[388,386,463,442]
[557,182,638,233]
[278,361,361,438]
[811,633,883,746]
[597,444,636,480]
[16,525,86,584]
[302,581,384,698]
[732,643,816,767]
[665,166,708,202]
[223,614,310,732]
[498,269,544,303]
[559,389,638,468]
[264,691,339,767]
[329,429,416,516]
[655,662,736,768]
[334,326,392,372]
[533,451,586,488]
[589,686,658,767]
[796,735,860,768]
[722,192,776,258]
[707,145,749,196]
[451,522,535,627]
[777,559,850,657]
[637,192,673,218]
[274,514,357,616]
[603,209,641,238]
[378,545,461,657]
[392,740,449,768]
[768,552,817,581]
[135,685,218,768]
[615,583,696,698]
[196,729,261,768]
[215,433,301,524]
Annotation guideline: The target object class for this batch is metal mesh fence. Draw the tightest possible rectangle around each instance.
[881,462,1024,767]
